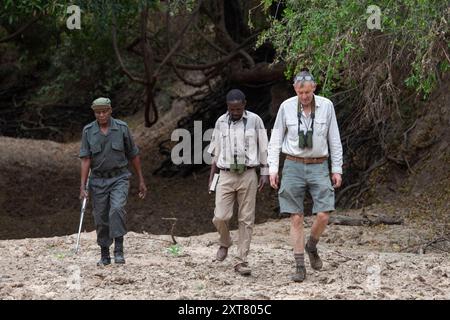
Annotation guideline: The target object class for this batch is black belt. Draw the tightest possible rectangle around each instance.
[93,167,128,179]
[219,166,256,172]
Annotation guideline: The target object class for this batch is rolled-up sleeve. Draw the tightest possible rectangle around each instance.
[124,126,140,159]
[256,116,269,175]
[268,105,286,174]
[79,129,90,158]
[327,103,343,174]
[207,120,220,163]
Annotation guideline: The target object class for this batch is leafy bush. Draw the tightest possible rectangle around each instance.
[258,0,448,98]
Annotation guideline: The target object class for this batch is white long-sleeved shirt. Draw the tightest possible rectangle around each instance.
[268,95,343,174]
[208,110,269,175]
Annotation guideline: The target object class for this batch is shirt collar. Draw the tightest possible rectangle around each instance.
[297,96,319,112]
[92,121,100,134]
[93,118,118,134]
[227,110,248,122]
[110,118,119,130]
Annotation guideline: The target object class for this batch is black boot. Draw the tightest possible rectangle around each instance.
[114,236,125,264]
[97,246,111,266]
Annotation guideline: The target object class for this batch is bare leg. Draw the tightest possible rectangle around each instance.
[306,212,329,270]
[310,212,329,240]
[291,214,304,253]
[290,214,306,282]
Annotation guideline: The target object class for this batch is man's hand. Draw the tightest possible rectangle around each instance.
[331,173,342,188]
[269,173,279,190]
[138,181,147,199]
[79,187,88,200]
[208,176,213,194]
[258,175,269,192]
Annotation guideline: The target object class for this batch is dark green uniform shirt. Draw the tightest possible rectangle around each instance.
[79,118,139,173]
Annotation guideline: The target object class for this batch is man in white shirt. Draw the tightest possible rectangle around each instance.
[268,69,343,282]
[208,89,269,276]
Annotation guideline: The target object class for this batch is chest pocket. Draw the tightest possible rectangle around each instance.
[90,143,101,155]
[244,129,255,156]
[286,121,298,140]
[112,141,124,152]
[314,118,328,137]
[220,127,230,147]
[111,131,126,162]
[111,142,125,165]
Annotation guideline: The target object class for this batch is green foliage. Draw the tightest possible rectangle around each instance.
[0,1,163,105]
[1,0,67,24]
[258,0,448,98]
[167,244,182,256]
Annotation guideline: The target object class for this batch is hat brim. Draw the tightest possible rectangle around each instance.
[91,104,111,110]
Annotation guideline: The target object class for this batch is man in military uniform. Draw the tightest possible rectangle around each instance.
[79,97,147,266]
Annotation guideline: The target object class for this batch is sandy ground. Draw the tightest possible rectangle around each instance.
[1,216,448,300]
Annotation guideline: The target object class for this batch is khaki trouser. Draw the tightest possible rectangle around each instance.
[213,168,258,265]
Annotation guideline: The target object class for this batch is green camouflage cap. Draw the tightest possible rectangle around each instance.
[91,97,111,110]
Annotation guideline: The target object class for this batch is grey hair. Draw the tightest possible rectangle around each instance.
[293,70,316,85]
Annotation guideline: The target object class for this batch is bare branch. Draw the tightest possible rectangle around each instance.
[171,62,220,87]
[193,24,228,55]
[153,0,204,78]
[140,6,158,127]
[162,218,178,245]
[0,15,41,43]
[111,18,147,85]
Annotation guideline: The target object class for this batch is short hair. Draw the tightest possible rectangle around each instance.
[226,89,246,102]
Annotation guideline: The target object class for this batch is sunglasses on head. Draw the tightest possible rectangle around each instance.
[293,75,314,83]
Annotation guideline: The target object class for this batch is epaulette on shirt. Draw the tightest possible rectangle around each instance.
[114,119,128,127]
[315,95,333,106]
[83,121,96,133]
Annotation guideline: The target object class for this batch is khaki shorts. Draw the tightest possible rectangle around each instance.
[278,159,335,215]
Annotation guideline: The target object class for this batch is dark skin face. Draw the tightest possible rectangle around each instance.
[227,100,246,120]
[93,106,112,126]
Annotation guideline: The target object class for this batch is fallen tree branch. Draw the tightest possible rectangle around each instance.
[328,214,403,226]
[400,234,450,254]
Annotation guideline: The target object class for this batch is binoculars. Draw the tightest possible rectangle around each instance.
[230,163,246,174]
[298,130,313,149]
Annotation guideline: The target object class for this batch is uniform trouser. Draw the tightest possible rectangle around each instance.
[89,172,130,247]
[213,169,258,265]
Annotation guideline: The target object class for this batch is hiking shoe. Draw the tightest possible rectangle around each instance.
[216,246,228,261]
[291,265,306,282]
[234,262,251,276]
[305,244,323,270]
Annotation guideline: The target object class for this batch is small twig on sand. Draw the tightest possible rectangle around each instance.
[400,234,450,254]
[162,217,178,244]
